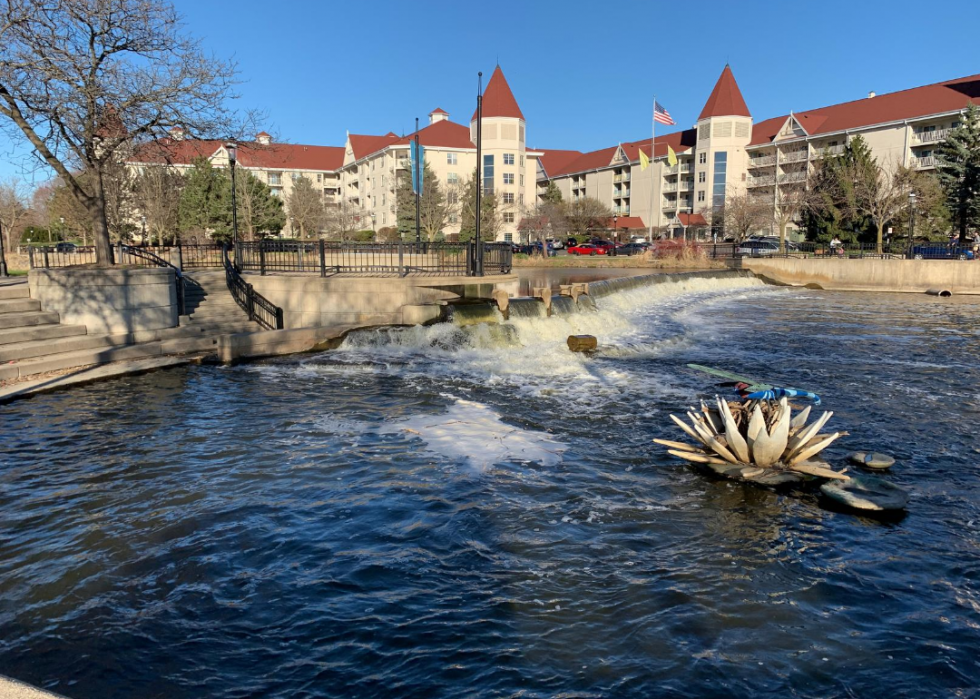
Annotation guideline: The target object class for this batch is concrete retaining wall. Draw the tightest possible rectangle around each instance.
[29,268,179,334]
[742,257,980,294]
[242,275,511,328]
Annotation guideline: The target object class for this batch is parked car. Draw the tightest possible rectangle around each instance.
[736,240,780,256]
[911,244,975,260]
[566,237,578,248]
[54,242,77,253]
[546,237,564,250]
[617,242,649,256]
[568,243,608,256]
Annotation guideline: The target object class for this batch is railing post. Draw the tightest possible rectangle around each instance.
[246,283,256,321]
[28,247,35,269]
[259,242,266,276]
[43,247,49,269]
[276,307,284,330]
[398,240,405,277]
[175,245,184,271]
[319,239,326,278]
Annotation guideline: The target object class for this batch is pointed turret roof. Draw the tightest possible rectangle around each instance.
[472,66,525,121]
[698,65,751,120]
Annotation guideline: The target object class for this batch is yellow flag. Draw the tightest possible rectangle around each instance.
[639,149,650,171]
[667,145,678,167]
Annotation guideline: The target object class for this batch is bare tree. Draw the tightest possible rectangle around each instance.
[324,200,366,241]
[0,177,30,254]
[565,197,612,237]
[721,191,769,243]
[0,0,241,265]
[848,159,914,253]
[771,184,818,251]
[286,175,324,239]
[133,166,183,244]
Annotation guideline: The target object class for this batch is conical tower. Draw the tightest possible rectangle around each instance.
[471,66,527,240]
[694,65,753,215]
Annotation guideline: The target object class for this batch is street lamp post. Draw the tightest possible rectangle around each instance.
[907,191,917,258]
[0,218,8,277]
[226,143,240,268]
[58,217,64,244]
[140,215,147,246]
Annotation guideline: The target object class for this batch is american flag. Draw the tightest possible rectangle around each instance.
[654,101,675,126]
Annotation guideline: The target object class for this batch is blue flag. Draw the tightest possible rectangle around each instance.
[410,141,425,196]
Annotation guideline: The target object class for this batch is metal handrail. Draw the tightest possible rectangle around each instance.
[222,246,284,330]
[120,244,185,316]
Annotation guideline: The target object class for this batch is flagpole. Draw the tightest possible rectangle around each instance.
[648,95,655,242]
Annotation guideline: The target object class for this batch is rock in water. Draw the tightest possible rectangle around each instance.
[567,335,597,352]
[849,451,896,469]
[820,475,909,511]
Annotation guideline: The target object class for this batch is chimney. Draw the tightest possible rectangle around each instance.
[429,108,449,125]
[868,91,876,99]
[256,131,272,145]
[168,126,185,141]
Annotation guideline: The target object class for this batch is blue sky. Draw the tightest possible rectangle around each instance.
[1,0,979,183]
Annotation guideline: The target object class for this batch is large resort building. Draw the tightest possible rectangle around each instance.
[129,65,980,242]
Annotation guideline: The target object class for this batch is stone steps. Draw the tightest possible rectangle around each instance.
[0,298,41,314]
[0,311,61,330]
[0,286,30,301]
[0,331,133,363]
[0,323,87,346]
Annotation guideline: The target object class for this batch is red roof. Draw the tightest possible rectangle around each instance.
[473,66,524,121]
[536,149,583,178]
[392,119,475,149]
[429,107,448,115]
[129,139,346,171]
[621,128,698,160]
[607,216,646,230]
[751,72,980,146]
[699,65,751,120]
[548,145,620,177]
[677,212,707,227]
[348,132,400,160]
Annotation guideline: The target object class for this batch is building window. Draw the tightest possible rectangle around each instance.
[503,153,515,165]
[503,173,514,185]
[447,191,458,205]
[503,213,515,223]
[447,172,459,184]
[698,152,707,165]
[519,193,524,205]
[382,193,386,206]
[712,151,728,210]
[520,174,525,187]
[520,155,525,167]
[268,172,282,186]
[504,233,513,242]
[449,213,458,223]
[483,154,494,194]
[698,190,705,202]
[503,192,515,204]
[698,172,706,183]
[447,152,457,165]
[317,174,322,182]
[382,213,386,225]
[271,187,282,198]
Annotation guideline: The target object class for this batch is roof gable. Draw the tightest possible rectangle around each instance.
[699,65,751,120]
[348,132,400,160]
[473,66,525,121]
[392,119,475,149]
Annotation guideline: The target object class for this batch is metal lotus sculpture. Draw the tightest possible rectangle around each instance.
[656,396,850,485]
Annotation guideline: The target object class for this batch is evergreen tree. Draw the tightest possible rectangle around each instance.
[935,103,980,242]
[285,175,323,239]
[541,181,562,204]
[395,162,447,241]
[236,171,285,240]
[178,158,232,242]
[458,171,499,242]
[805,135,876,243]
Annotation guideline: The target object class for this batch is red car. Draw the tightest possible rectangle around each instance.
[568,243,608,256]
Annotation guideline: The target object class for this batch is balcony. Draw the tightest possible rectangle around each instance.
[663,183,678,193]
[680,163,692,173]
[778,171,807,184]
[912,128,950,145]
[748,155,776,168]
[623,173,631,181]
[614,189,631,198]
[912,155,937,169]
[811,144,846,159]
[780,149,809,163]
[747,175,776,187]
[663,164,679,175]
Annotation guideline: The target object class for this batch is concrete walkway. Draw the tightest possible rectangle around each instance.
[0,674,70,698]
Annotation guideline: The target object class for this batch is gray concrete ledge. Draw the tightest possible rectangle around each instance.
[0,673,72,698]
[741,257,980,294]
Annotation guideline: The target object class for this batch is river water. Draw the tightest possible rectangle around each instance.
[2,273,980,698]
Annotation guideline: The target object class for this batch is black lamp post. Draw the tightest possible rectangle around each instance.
[0,218,8,277]
[227,142,240,267]
[907,190,917,258]
[140,215,147,246]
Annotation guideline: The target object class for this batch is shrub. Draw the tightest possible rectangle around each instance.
[651,239,706,260]
[353,230,375,242]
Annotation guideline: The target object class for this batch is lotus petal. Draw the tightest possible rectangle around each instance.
[750,426,783,467]
[668,449,730,466]
[790,405,811,431]
[785,411,833,458]
[767,400,791,459]
[689,420,740,464]
[700,401,723,434]
[688,410,716,437]
[789,460,851,480]
[788,432,841,465]
[653,438,701,452]
[670,414,709,446]
[717,397,750,463]
[747,405,766,442]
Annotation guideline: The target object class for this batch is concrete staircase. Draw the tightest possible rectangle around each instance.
[0,275,262,384]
